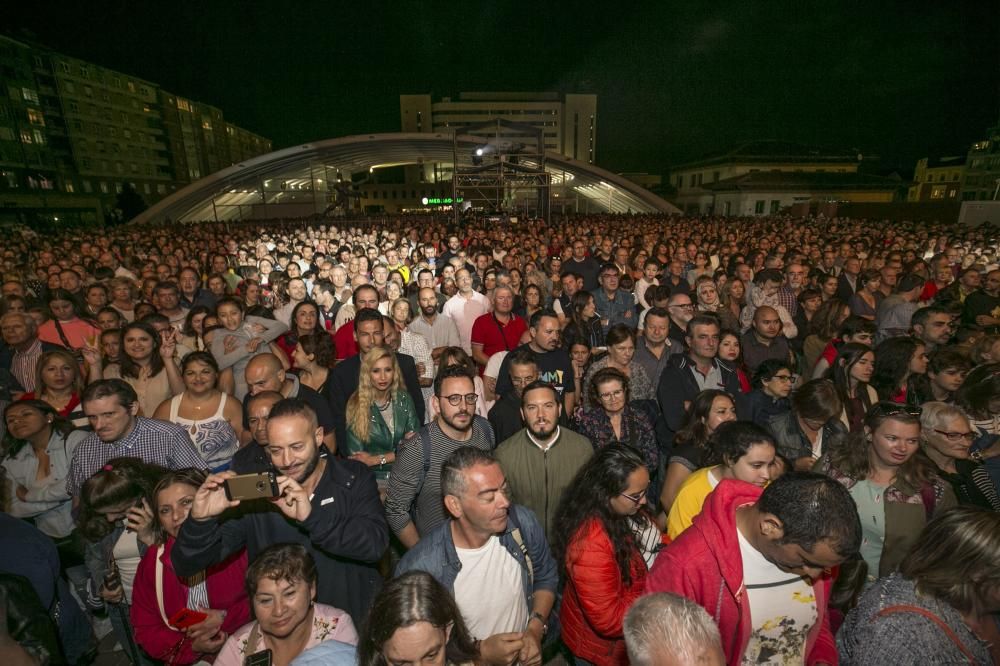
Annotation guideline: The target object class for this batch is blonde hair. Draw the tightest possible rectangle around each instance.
[35,349,85,397]
[346,346,403,443]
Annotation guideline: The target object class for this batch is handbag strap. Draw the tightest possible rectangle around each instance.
[875,604,978,664]
[155,545,178,631]
[53,318,73,349]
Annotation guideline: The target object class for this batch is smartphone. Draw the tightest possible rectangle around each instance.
[224,471,279,501]
[168,607,208,629]
[244,649,272,666]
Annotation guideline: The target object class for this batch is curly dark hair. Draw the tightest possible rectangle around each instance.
[704,421,776,466]
[871,336,923,402]
[587,366,631,408]
[757,472,861,557]
[954,362,1000,419]
[77,457,169,541]
[552,445,653,587]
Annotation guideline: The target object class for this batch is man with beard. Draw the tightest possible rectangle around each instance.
[172,398,389,626]
[383,367,496,549]
[493,309,577,417]
[495,381,593,543]
[407,287,461,376]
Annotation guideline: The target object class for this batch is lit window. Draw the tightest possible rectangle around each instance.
[100,181,109,193]
[20,129,33,144]
[21,88,39,104]
[33,130,45,145]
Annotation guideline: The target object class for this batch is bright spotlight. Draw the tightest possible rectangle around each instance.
[475,148,484,157]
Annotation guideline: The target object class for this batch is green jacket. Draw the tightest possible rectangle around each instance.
[346,391,420,480]
[495,426,594,543]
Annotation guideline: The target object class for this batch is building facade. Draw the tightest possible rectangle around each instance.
[907,156,965,202]
[0,34,271,225]
[962,118,1000,202]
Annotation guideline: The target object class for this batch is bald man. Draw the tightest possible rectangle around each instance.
[740,306,793,373]
[231,390,283,473]
[244,353,337,451]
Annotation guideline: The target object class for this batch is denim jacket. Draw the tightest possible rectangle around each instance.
[593,288,636,334]
[395,504,558,606]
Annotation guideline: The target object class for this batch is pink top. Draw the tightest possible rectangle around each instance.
[37,317,99,350]
[214,603,357,666]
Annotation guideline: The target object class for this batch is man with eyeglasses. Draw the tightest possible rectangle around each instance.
[495,380,593,543]
[384,366,496,549]
[665,293,696,347]
[593,263,635,335]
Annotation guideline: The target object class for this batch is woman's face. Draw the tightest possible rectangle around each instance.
[924,415,975,462]
[386,282,402,301]
[525,287,541,307]
[252,576,316,640]
[371,356,395,393]
[608,337,635,367]
[182,360,217,393]
[285,263,301,278]
[381,620,450,666]
[217,303,243,331]
[869,418,921,469]
[582,296,596,319]
[761,368,794,398]
[570,343,591,367]
[822,277,838,296]
[609,466,649,517]
[86,287,108,309]
[294,305,318,333]
[5,404,50,440]
[909,344,929,375]
[728,443,776,488]
[292,343,312,368]
[718,335,740,362]
[190,312,207,335]
[123,327,155,361]
[698,282,718,306]
[41,356,75,392]
[802,295,821,314]
[49,299,75,321]
[730,280,745,300]
[157,482,197,539]
[112,283,132,302]
[865,277,882,293]
[596,379,626,414]
[245,283,260,303]
[848,352,876,384]
[704,396,738,433]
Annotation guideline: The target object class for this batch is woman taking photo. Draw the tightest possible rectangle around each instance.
[293,333,335,394]
[837,507,1000,665]
[21,349,88,426]
[919,402,1000,510]
[871,336,928,405]
[580,324,654,408]
[667,421,778,539]
[830,343,878,432]
[574,367,658,475]
[345,346,420,493]
[215,544,357,666]
[358,571,479,666]
[99,321,184,418]
[2,400,86,562]
[553,446,662,666]
[275,301,326,369]
[659,389,738,514]
[210,297,288,400]
[815,402,956,589]
[152,352,244,471]
[131,468,251,665]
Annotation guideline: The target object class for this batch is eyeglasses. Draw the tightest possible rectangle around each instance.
[670,303,694,310]
[619,490,647,505]
[439,393,478,406]
[599,389,625,401]
[933,429,976,443]
[770,374,796,382]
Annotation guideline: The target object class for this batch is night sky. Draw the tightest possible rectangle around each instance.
[7,2,998,176]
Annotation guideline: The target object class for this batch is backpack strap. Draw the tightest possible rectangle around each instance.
[507,509,534,589]
[875,605,978,664]
[408,428,433,521]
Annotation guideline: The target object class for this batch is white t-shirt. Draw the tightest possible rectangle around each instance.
[737,529,817,665]
[453,536,529,640]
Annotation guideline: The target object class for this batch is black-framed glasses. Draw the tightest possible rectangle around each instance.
[619,490,646,505]
[770,373,797,382]
[933,429,976,443]
[670,303,694,310]
[439,393,478,406]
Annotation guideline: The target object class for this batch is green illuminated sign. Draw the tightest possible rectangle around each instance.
[421,197,463,205]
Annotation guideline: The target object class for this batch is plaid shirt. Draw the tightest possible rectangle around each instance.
[66,416,204,497]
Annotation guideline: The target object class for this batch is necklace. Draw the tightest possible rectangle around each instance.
[376,395,391,411]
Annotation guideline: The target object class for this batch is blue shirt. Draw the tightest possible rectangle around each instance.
[593,288,636,333]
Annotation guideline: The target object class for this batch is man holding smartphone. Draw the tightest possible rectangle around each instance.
[171,398,389,626]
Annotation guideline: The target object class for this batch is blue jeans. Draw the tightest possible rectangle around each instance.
[108,601,154,665]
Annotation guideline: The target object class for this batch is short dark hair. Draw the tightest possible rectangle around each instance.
[434,363,475,396]
[757,471,861,557]
[705,421,776,466]
[752,358,793,388]
[911,304,952,330]
[82,378,138,410]
[353,283,379,305]
[792,378,842,423]
[645,306,670,323]
[245,543,317,598]
[529,308,558,329]
[520,380,560,408]
[267,397,318,430]
[507,348,537,369]
[753,268,783,285]
[838,315,876,338]
[353,307,383,331]
[441,447,498,498]
[686,314,720,336]
[896,273,925,293]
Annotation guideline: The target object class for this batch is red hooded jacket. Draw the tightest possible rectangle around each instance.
[645,480,838,666]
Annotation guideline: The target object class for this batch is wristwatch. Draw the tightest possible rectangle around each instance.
[379,454,387,467]
[528,611,548,636]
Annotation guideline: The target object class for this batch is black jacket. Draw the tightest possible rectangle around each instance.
[171,454,389,625]
[656,354,746,444]
[488,391,525,444]
[767,410,847,463]
[325,351,426,449]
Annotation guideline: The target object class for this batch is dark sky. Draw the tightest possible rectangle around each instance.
[7,2,999,176]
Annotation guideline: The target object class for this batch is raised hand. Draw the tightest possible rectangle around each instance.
[190,471,241,520]
[271,475,312,522]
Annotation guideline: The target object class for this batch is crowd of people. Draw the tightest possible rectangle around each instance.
[1,211,1000,665]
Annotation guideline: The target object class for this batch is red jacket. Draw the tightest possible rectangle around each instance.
[131,537,250,664]
[644,480,838,666]
[561,517,650,665]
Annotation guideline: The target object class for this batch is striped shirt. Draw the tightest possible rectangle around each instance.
[66,416,205,497]
[11,339,43,393]
[383,417,495,536]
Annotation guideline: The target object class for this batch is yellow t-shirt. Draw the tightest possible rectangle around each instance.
[666,466,719,540]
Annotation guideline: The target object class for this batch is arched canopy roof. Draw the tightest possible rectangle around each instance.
[133,132,677,223]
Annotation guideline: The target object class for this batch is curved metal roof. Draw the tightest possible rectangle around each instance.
[133,132,678,223]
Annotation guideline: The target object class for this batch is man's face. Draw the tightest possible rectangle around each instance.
[530,316,561,351]
[753,308,782,339]
[355,319,384,354]
[417,272,434,289]
[686,324,720,359]
[60,271,80,292]
[179,270,198,294]
[245,363,285,396]
[1,282,24,299]
[449,462,511,537]
[600,269,619,293]
[572,242,586,260]
[382,320,400,350]
[757,528,846,581]
[157,288,179,311]
[435,376,476,433]
[212,256,228,273]
[521,387,560,439]
[493,289,513,315]
[986,272,1000,294]
[668,296,695,325]
[247,398,279,445]
[418,289,438,317]
[960,271,981,290]
[84,395,137,443]
[156,265,172,282]
[1,317,31,346]
[508,362,539,398]
[561,274,579,297]
[448,236,460,251]
[455,270,473,293]
[917,314,953,346]
[845,258,861,275]
[354,288,379,311]
[643,314,670,345]
[288,279,307,301]
[266,414,323,484]
[785,264,806,289]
